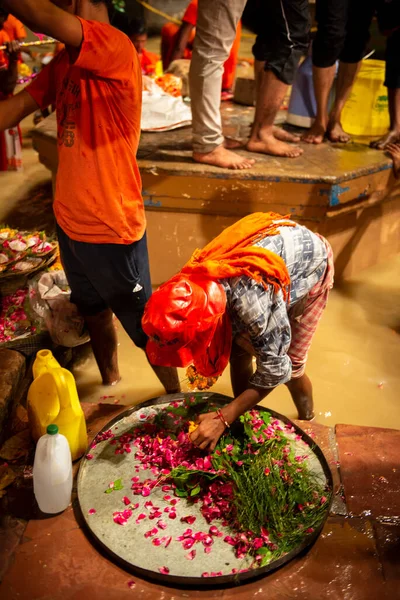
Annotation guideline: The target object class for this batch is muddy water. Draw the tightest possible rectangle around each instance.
[72,254,400,430]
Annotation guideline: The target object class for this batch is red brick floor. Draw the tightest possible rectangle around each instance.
[0,407,399,599]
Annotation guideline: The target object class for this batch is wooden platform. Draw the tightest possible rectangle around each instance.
[32,104,400,285]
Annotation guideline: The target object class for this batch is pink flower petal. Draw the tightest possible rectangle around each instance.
[88,508,96,515]
[132,503,140,510]
[144,527,158,538]
[165,536,172,548]
[182,538,195,550]
[159,566,170,575]
[161,485,171,492]
[152,537,163,546]
[168,511,177,520]
[127,580,135,589]
[122,496,131,506]
[141,487,151,497]
[186,550,196,560]
[144,500,153,508]
[157,520,167,530]
[86,454,94,460]
[136,513,146,524]
[180,515,196,525]
[204,546,212,554]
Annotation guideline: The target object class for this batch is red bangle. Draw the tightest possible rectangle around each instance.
[214,408,230,429]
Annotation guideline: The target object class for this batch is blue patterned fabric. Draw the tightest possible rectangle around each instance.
[221,223,327,389]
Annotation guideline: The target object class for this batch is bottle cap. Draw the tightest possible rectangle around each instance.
[46,424,58,435]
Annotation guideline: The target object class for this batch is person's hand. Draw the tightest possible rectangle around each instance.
[5,41,20,63]
[189,412,226,452]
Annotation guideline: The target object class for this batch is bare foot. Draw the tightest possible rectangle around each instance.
[370,129,400,150]
[193,145,255,170]
[302,121,326,144]
[246,134,303,158]
[386,143,400,178]
[224,137,243,150]
[273,126,300,143]
[327,121,351,143]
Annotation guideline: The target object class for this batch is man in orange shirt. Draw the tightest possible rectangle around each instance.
[161,0,241,97]
[127,19,159,77]
[0,0,179,394]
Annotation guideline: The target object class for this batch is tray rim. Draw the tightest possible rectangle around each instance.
[77,392,333,588]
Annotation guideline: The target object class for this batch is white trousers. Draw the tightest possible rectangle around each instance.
[189,0,247,153]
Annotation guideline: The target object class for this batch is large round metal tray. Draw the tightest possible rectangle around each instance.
[77,393,332,586]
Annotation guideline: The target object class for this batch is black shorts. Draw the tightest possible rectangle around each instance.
[385,28,400,88]
[252,0,310,85]
[313,0,376,68]
[57,225,152,349]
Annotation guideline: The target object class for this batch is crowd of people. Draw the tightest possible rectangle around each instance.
[0,0,398,445]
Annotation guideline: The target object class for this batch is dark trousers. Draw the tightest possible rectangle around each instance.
[57,225,152,349]
[252,0,311,85]
[313,0,376,68]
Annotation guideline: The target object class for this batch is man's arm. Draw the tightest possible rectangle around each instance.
[2,0,83,48]
[0,90,39,131]
[170,22,194,64]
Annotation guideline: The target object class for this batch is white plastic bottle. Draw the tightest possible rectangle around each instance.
[33,424,73,513]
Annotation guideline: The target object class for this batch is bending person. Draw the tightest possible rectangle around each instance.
[143,212,334,451]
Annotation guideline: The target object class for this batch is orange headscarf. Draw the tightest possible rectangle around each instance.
[143,212,295,377]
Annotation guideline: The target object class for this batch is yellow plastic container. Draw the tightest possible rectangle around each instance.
[28,350,87,461]
[155,60,163,78]
[341,60,390,136]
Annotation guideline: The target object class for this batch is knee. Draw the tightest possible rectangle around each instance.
[313,31,346,68]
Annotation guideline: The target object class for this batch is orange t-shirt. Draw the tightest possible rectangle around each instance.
[3,15,26,41]
[182,0,198,26]
[139,48,159,75]
[26,18,145,245]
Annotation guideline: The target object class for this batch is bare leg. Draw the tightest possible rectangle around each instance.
[370,89,400,149]
[85,309,120,386]
[247,69,303,158]
[386,142,400,178]
[146,357,181,394]
[230,342,254,397]
[303,64,336,144]
[327,60,360,143]
[190,0,252,170]
[285,373,314,420]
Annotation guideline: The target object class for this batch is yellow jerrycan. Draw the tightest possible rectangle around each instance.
[28,350,87,461]
[341,59,390,136]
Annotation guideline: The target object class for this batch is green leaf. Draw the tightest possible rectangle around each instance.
[105,488,113,494]
[113,478,124,491]
[190,484,201,497]
[175,488,189,497]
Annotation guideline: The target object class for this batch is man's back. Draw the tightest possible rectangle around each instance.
[27,20,144,245]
